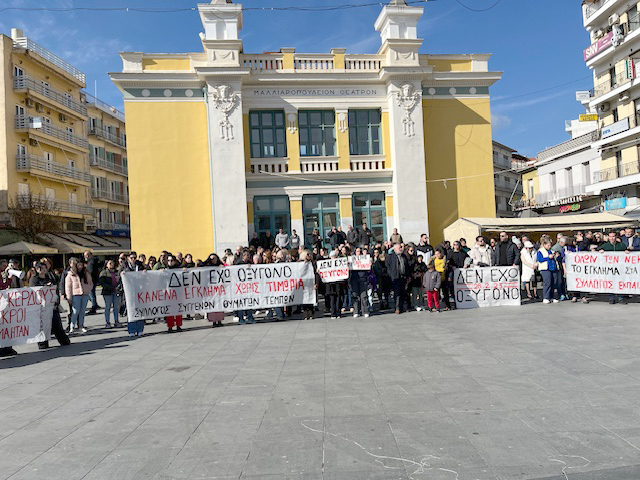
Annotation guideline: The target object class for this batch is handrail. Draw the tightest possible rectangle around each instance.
[83,92,125,122]
[16,154,90,183]
[593,160,640,183]
[17,194,93,215]
[14,75,87,115]
[90,152,128,175]
[12,37,85,83]
[91,187,129,204]
[88,125,126,147]
[15,115,89,149]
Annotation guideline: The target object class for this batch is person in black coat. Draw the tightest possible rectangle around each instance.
[385,243,408,314]
[83,251,102,314]
[491,231,520,266]
[30,262,70,350]
[450,241,469,269]
[358,223,373,248]
[373,253,391,310]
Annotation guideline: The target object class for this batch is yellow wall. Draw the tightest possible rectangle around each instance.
[423,97,496,245]
[621,145,638,165]
[286,113,301,171]
[336,112,350,170]
[386,195,393,219]
[124,101,213,258]
[339,196,353,219]
[429,59,472,72]
[601,151,617,170]
[381,111,391,168]
[247,201,254,224]
[333,52,345,70]
[291,199,303,220]
[142,57,192,71]
[521,170,539,198]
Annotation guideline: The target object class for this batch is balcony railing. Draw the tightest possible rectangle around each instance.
[15,115,89,149]
[591,70,632,98]
[300,158,339,173]
[83,92,125,123]
[16,154,90,183]
[350,158,386,171]
[241,54,382,72]
[17,194,93,215]
[14,76,87,116]
[12,37,85,83]
[91,187,129,204]
[537,131,599,162]
[250,158,288,174]
[88,125,126,147]
[345,56,382,71]
[533,184,587,206]
[593,160,640,183]
[90,153,128,175]
[584,0,615,19]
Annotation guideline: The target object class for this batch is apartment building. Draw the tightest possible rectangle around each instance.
[0,28,130,251]
[85,93,129,237]
[0,28,92,231]
[582,0,640,216]
[110,0,502,258]
[492,141,525,217]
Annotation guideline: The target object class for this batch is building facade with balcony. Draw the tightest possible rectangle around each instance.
[110,0,502,258]
[583,0,640,217]
[0,28,92,231]
[492,141,525,217]
[85,93,130,237]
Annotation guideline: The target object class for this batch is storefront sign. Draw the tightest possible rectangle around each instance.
[579,114,598,122]
[584,31,613,61]
[0,287,55,348]
[348,255,372,271]
[317,258,349,283]
[559,203,581,213]
[453,267,521,309]
[566,252,640,294]
[121,263,316,320]
[601,117,630,139]
[248,88,382,97]
[605,197,627,210]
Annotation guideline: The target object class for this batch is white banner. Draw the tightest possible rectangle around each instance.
[0,286,55,348]
[317,258,349,283]
[348,255,372,271]
[121,263,316,321]
[566,252,640,294]
[454,267,521,309]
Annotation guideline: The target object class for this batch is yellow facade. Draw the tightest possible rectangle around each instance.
[423,97,496,244]
[1,33,91,228]
[429,59,473,72]
[123,101,214,258]
[142,57,192,71]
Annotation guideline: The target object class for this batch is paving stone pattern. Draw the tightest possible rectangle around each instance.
[2,302,640,479]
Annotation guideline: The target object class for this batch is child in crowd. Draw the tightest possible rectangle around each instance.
[422,260,441,312]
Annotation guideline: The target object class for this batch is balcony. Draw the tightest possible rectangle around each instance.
[91,187,129,205]
[591,70,632,99]
[242,53,382,73]
[12,37,85,84]
[537,131,599,162]
[250,158,289,174]
[515,185,588,210]
[350,157,387,171]
[593,160,640,183]
[90,153,128,175]
[16,154,90,184]
[15,115,89,150]
[89,125,126,147]
[300,157,339,173]
[14,76,87,116]
[83,92,125,123]
[495,179,516,192]
[17,194,93,216]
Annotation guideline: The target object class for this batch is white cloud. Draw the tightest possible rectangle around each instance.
[493,90,570,112]
[491,113,512,130]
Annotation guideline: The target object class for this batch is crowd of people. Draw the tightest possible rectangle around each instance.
[1,225,638,358]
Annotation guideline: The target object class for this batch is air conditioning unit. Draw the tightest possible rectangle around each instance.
[35,103,44,113]
[29,139,38,147]
[609,13,620,26]
[59,113,67,123]
[620,91,630,102]
[595,29,605,38]
[598,102,611,113]
[26,98,35,108]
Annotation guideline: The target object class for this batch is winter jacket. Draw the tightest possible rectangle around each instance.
[450,250,469,269]
[290,234,301,249]
[275,233,290,249]
[98,268,120,296]
[492,241,520,266]
[601,241,627,251]
[346,229,358,245]
[65,271,93,299]
[469,244,492,267]
[386,252,407,282]
[358,227,372,246]
[621,236,640,250]
[410,262,427,289]
[422,270,442,291]
[390,233,403,244]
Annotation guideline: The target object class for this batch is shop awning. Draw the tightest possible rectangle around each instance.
[444,213,638,242]
[40,233,131,256]
[0,241,58,256]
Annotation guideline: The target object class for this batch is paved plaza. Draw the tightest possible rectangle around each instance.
[2,302,640,479]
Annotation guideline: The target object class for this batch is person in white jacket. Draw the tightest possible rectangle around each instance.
[469,236,492,267]
[520,241,538,301]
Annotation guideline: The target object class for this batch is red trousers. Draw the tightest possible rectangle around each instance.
[167,316,183,328]
[426,291,440,309]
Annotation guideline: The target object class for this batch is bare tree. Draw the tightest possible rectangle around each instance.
[8,194,63,243]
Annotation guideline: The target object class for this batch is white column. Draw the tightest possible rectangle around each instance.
[290,195,304,243]
[206,80,249,253]
[387,80,429,243]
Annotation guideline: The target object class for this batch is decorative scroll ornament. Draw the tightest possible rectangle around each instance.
[287,113,297,134]
[396,84,421,137]
[211,85,240,141]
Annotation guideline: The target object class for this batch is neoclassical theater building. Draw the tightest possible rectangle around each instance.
[110,0,502,258]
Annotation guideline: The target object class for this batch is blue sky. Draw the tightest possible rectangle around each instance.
[0,0,592,157]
